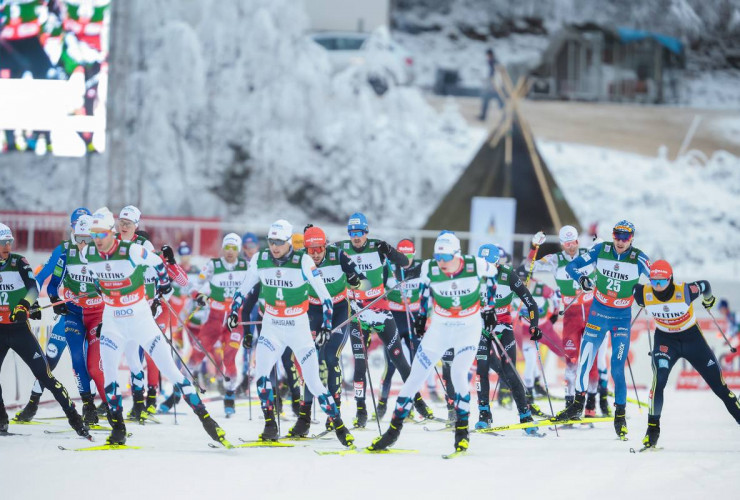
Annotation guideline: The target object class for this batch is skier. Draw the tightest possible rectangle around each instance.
[634,260,740,449]
[368,232,519,453]
[287,225,365,436]
[227,219,354,446]
[86,208,228,446]
[0,222,89,438]
[191,233,248,417]
[526,227,609,416]
[339,213,433,427]
[14,207,93,422]
[474,243,543,432]
[553,220,651,439]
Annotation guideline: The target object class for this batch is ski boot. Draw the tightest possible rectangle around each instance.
[446,401,456,423]
[413,393,434,420]
[291,399,301,418]
[65,407,91,439]
[475,406,492,430]
[560,396,575,428]
[288,402,312,438]
[454,420,469,452]
[224,390,236,418]
[367,416,403,451]
[374,398,388,421]
[519,409,540,436]
[237,374,250,396]
[584,392,597,418]
[127,389,146,422]
[354,401,368,428]
[552,392,585,422]
[325,416,334,431]
[599,387,612,416]
[195,407,230,447]
[216,378,226,395]
[96,400,109,416]
[106,408,127,445]
[331,417,354,447]
[526,388,549,418]
[614,404,628,439]
[81,393,99,426]
[497,386,513,408]
[146,386,158,415]
[260,409,279,441]
[0,405,9,432]
[642,415,660,449]
[14,393,40,422]
[533,377,548,397]
[158,389,181,414]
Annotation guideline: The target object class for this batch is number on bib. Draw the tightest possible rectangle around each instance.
[606,278,621,292]
[0,292,8,305]
[276,288,284,300]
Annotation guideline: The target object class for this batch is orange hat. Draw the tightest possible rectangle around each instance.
[291,233,305,250]
[649,260,673,281]
[304,226,326,248]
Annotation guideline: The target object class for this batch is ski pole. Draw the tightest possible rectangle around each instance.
[707,309,737,353]
[161,297,231,382]
[627,308,644,413]
[155,321,206,394]
[350,298,382,436]
[558,291,584,316]
[29,292,96,313]
[236,320,262,326]
[331,281,405,334]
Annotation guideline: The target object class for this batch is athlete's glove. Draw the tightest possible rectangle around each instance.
[377,240,391,256]
[315,327,331,348]
[531,231,547,247]
[414,313,428,338]
[347,272,362,289]
[49,296,68,316]
[157,282,173,299]
[30,301,42,320]
[578,275,594,292]
[481,308,497,338]
[529,326,543,341]
[226,311,239,331]
[11,300,30,323]
[242,329,253,349]
[95,322,103,338]
[195,293,208,308]
[150,298,161,317]
[549,314,559,325]
[702,295,716,310]
[160,245,176,265]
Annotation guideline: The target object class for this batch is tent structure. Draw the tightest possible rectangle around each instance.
[424,73,580,254]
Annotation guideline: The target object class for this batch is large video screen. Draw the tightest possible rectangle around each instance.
[0,0,110,156]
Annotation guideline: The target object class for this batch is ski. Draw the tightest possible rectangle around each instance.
[58,444,142,452]
[315,447,418,456]
[424,425,453,432]
[608,391,648,409]
[125,414,161,425]
[235,437,294,448]
[442,450,467,459]
[1,430,30,436]
[477,416,613,434]
[43,424,113,434]
[206,440,235,449]
[10,419,47,426]
[630,446,663,453]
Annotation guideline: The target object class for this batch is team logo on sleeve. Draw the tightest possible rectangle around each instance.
[70,249,77,257]
[119,247,126,255]
[292,255,300,263]
[466,264,474,272]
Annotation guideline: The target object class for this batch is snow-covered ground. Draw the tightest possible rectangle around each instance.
[2,390,738,499]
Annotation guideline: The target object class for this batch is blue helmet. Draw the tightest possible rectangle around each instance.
[478,244,500,265]
[242,232,259,247]
[178,241,192,256]
[70,207,91,226]
[347,212,369,234]
[613,220,635,239]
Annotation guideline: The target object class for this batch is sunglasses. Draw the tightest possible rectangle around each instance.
[348,230,366,238]
[223,244,239,251]
[0,238,14,246]
[118,220,135,228]
[306,246,325,255]
[76,235,93,245]
[650,278,669,287]
[267,238,287,246]
[90,231,111,240]
[613,232,633,242]
[433,253,455,262]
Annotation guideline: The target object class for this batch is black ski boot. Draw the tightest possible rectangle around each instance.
[146,386,157,415]
[288,402,313,438]
[106,408,127,445]
[0,405,9,432]
[331,417,355,447]
[96,400,109,416]
[367,416,403,451]
[526,388,549,417]
[65,407,90,439]
[159,390,181,414]
[374,398,388,420]
[291,399,301,418]
[642,415,660,449]
[552,392,585,422]
[127,389,146,422]
[454,418,470,452]
[585,392,597,418]
[260,409,279,441]
[614,404,628,439]
[14,393,40,422]
[413,393,434,420]
[599,386,612,416]
[195,407,229,446]
[475,406,492,430]
[354,400,368,428]
[81,393,99,425]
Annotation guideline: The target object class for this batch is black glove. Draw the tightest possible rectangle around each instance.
[11,299,30,323]
[578,275,594,292]
[414,313,427,337]
[242,330,253,349]
[481,308,497,339]
[529,325,543,341]
[157,282,172,298]
[95,322,102,338]
[161,245,176,265]
[150,298,161,317]
[702,295,716,310]
[346,273,361,289]
[226,312,239,331]
[195,293,208,308]
[50,296,68,316]
[377,240,391,256]
[549,314,559,325]
[315,327,331,348]
[30,301,42,320]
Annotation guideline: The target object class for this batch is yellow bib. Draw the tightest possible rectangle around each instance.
[644,282,696,333]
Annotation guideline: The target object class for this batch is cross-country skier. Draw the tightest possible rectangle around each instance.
[553,220,650,439]
[0,222,89,438]
[634,260,740,449]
